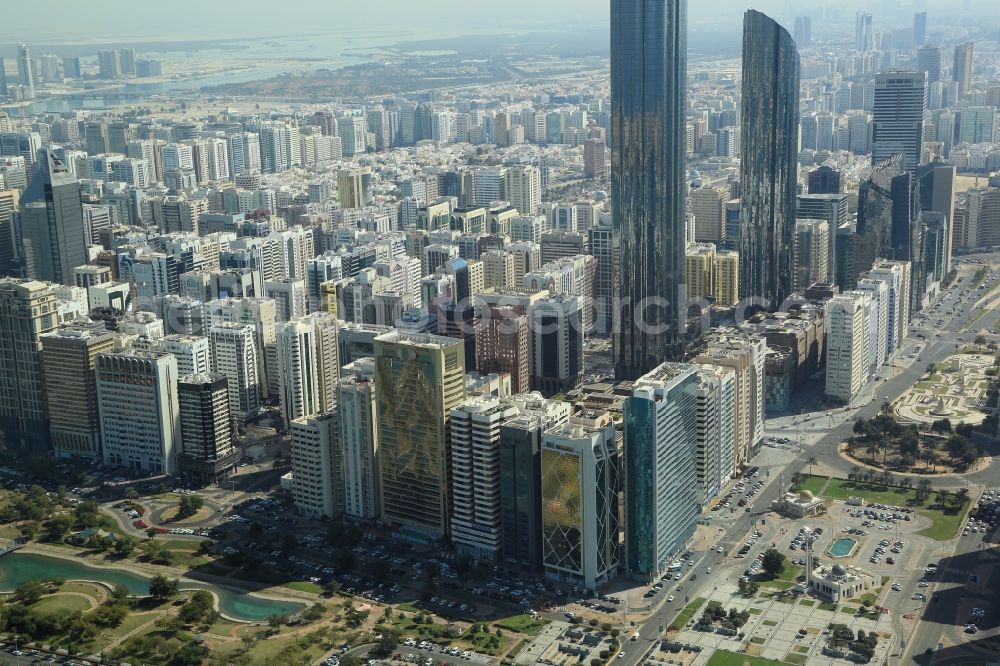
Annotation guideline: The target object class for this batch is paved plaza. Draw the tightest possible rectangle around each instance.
[895,353,993,425]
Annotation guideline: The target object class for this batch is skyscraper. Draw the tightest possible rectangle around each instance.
[0,280,60,450]
[872,71,927,175]
[624,363,698,581]
[177,373,238,485]
[611,0,688,379]
[449,396,518,560]
[541,410,620,589]
[793,16,811,48]
[40,324,115,461]
[96,351,180,475]
[916,45,942,84]
[855,13,873,53]
[17,44,34,99]
[739,10,800,309]
[913,12,927,47]
[20,151,87,285]
[375,331,467,539]
[953,42,975,99]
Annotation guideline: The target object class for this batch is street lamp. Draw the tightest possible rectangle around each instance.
[802,527,812,594]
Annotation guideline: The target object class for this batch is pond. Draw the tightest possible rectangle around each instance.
[0,552,304,622]
[828,538,858,558]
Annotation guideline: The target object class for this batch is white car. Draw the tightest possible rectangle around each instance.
[667,595,675,602]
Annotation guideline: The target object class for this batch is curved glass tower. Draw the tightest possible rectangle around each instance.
[739,10,800,309]
[612,0,688,380]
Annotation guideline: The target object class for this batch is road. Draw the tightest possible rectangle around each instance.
[616,261,1000,666]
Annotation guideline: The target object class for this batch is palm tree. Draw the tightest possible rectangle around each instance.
[955,487,970,508]
[806,456,818,476]
[916,479,932,503]
[936,489,951,507]
[849,466,861,482]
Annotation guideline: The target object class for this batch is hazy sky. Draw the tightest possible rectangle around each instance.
[3,0,989,44]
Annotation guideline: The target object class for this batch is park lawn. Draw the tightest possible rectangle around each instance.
[798,600,815,607]
[109,628,194,664]
[705,650,789,666]
[283,581,324,594]
[397,602,421,613]
[818,602,837,612]
[206,617,246,638]
[60,581,107,598]
[495,614,549,635]
[671,597,706,629]
[784,653,808,665]
[917,506,967,541]
[106,610,159,638]
[818,478,918,505]
[796,476,829,495]
[750,637,766,645]
[31,593,95,615]
[0,524,25,539]
[756,563,802,590]
[212,628,336,666]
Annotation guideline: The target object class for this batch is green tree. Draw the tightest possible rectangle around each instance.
[373,628,399,657]
[44,513,74,541]
[762,548,786,578]
[114,535,137,557]
[149,575,179,600]
[303,603,326,622]
[14,580,45,604]
[179,590,216,625]
[171,643,209,665]
[73,500,103,528]
[177,494,204,518]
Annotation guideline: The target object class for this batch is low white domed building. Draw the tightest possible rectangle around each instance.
[808,562,876,602]
[772,489,825,518]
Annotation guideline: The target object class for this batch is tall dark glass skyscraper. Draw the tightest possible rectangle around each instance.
[611,0,688,380]
[739,10,800,309]
[20,150,87,285]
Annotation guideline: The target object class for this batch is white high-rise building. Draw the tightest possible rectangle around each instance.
[206,137,230,181]
[290,411,340,519]
[473,167,506,206]
[96,351,180,475]
[208,323,261,421]
[505,165,541,216]
[157,334,212,376]
[695,364,736,506]
[856,277,889,374]
[266,278,307,322]
[160,143,194,172]
[449,396,518,560]
[867,260,911,356]
[339,369,380,522]
[694,334,766,476]
[275,313,338,423]
[826,292,871,402]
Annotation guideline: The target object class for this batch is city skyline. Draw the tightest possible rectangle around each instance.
[0,0,995,663]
